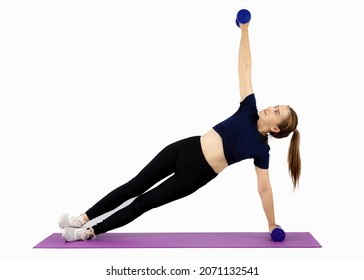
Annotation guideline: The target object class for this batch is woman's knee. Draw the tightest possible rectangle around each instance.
[131,195,154,213]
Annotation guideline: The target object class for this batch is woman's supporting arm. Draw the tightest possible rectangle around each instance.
[255,166,277,232]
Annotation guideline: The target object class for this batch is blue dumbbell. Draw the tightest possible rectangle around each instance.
[270,225,286,242]
[235,9,251,27]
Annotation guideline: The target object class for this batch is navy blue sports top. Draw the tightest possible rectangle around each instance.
[213,94,270,169]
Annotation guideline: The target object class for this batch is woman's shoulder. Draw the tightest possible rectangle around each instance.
[240,93,256,106]
[239,93,257,114]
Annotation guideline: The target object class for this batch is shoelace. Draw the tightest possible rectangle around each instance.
[70,215,86,227]
[80,229,96,241]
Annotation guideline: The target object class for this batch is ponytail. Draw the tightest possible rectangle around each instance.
[270,106,301,190]
[288,129,301,189]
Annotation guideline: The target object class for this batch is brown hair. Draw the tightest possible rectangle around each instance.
[270,107,301,189]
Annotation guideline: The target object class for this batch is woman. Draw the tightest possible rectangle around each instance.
[58,12,301,242]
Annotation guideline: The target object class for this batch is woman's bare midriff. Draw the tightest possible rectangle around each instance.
[200,129,228,174]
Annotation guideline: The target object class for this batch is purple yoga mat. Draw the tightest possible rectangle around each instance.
[34,232,321,249]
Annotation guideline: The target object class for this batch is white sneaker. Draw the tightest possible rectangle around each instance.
[58,213,86,229]
[62,227,96,242]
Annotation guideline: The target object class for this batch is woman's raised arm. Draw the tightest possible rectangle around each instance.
[238,23,253,102]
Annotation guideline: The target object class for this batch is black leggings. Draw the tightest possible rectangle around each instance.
[86,136,217,235]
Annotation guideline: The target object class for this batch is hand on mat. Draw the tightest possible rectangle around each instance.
[269,224,280,233]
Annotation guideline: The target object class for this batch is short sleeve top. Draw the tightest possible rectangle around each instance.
[213,94,270,169]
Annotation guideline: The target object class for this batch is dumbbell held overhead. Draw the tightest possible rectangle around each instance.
[235,9,251,27]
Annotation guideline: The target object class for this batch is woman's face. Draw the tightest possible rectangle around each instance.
[258,105,291,129]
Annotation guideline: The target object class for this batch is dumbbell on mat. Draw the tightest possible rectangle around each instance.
[270,225,286,242]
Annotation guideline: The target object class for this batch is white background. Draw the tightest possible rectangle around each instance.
[1,0,364,278]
